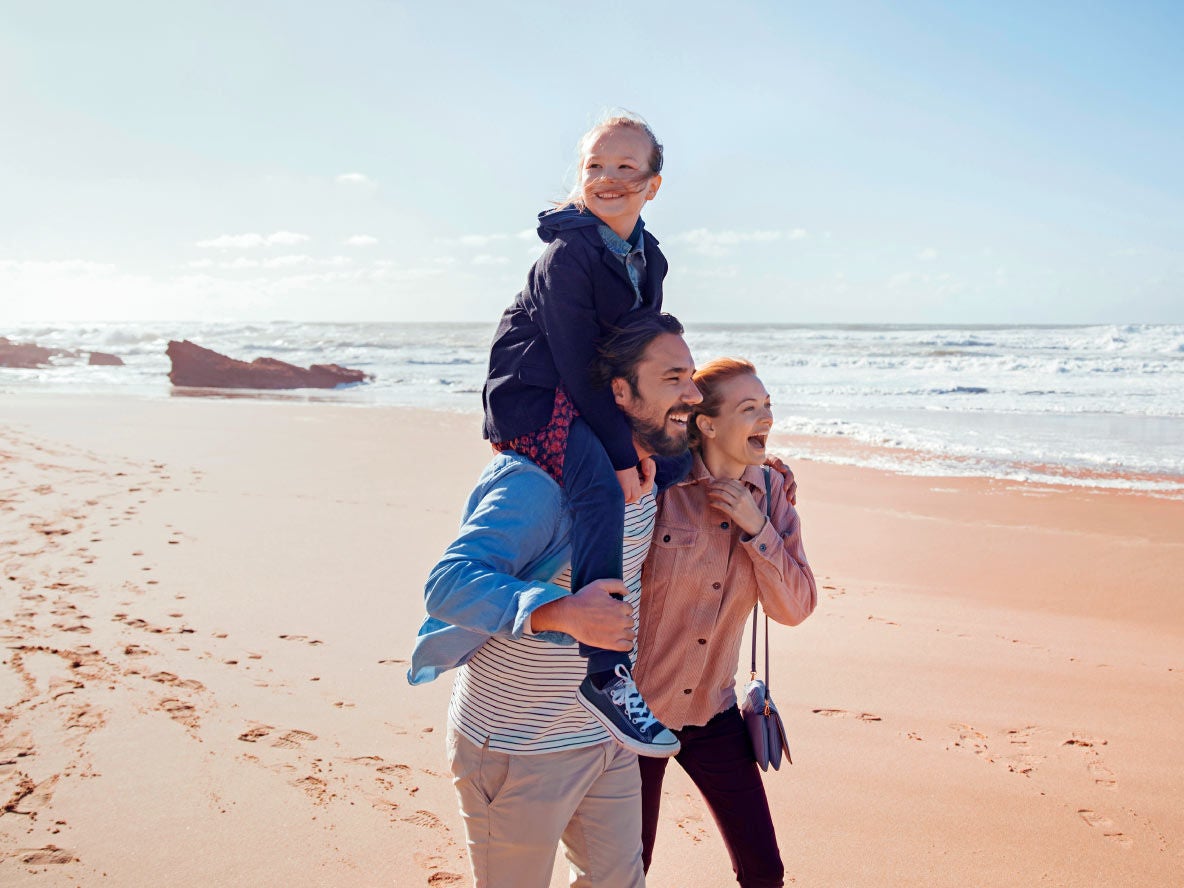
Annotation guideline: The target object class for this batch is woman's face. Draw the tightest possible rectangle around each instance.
[696,373,773,473]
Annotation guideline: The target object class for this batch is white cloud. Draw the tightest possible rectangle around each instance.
[918,247,939,261]
[666,228,809,256]
[195,231,310,250]
[456,234,508,247]
[343,234,379,247]
[336,172,374,185]
[222,257,260,269]
[202,255,352,270]
[0,259,118,275]
[473,254,509,265]
[262,254,311,269]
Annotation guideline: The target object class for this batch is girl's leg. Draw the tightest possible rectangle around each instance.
[565,418,677,757]
[563,417,627,675]
[675,707,785,888]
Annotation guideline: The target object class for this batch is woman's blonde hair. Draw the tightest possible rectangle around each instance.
[688,358,758,448]
[561,111,664,210]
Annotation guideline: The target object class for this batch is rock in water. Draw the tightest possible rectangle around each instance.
[166,340,368,390]
[0,336,67,368]
[88,351,125,366]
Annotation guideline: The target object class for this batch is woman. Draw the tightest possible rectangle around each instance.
[634,358,817,888]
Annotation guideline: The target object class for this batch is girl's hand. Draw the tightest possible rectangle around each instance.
[764,455,797,505]
[637,457,656,497]
[705,480,765,537]
[616,466,643,504]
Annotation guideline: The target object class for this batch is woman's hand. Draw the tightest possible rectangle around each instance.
[705,479,765,537]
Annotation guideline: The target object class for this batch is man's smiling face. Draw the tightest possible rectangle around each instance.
[612,332,702,459]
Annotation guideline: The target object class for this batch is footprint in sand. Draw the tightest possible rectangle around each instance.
[1001,725,1048,776]
[0,734,36,766]
[158,698,200,729]
[293,775,331,805]
[237,724,275,743]
[813,708,882,722]
[17,845,77,865]
[271,729,318,750]
[64,704,106,734]
[403,810,445,830]
[946,723,992,761]
[146,671,205,691]
[427,872,466,885]
[279,634,324,646]
[1078,809,1132,848]
[1063,733,1116,789]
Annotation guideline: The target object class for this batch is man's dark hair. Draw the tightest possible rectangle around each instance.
[593,312,685,395]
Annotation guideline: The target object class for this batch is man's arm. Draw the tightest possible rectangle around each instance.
[424,466,574,641]
[423,461,634,651]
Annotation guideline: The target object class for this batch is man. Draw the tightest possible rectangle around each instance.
[408,313,701,887]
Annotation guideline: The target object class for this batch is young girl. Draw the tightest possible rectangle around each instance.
[482,112,679,756]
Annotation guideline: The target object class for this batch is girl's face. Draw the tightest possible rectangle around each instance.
[695,373,774,476]
[579,126,662,239]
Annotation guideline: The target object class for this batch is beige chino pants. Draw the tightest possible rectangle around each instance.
[447,725,645,888]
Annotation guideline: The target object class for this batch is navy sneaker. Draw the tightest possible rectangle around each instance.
[576,664,680,757]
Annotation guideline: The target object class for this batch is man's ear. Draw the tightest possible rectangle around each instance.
[695,414,715,438]
[611,377,630,406]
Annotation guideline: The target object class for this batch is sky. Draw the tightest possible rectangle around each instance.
[1,1,1181,325]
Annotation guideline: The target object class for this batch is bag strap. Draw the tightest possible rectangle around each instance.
[749,467,774,691]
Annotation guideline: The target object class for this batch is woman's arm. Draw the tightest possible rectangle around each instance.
[740,470,817,626]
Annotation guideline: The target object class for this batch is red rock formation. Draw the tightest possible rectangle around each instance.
[166,340,368,390]
[0,336,64,368]
[88,351,125,366]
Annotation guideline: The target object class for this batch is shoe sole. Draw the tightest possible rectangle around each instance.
[575,689,680,758]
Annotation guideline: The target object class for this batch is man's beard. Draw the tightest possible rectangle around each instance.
[625,405,689,458]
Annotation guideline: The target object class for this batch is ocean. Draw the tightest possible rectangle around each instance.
[3,321,1182,497]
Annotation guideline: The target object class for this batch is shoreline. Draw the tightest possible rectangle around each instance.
[2,393,1183,885]
[5,386,1182,499]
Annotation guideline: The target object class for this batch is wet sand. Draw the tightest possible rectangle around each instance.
[2,392,1181,886]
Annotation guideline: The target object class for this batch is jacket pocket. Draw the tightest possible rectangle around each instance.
[652,527,697,549]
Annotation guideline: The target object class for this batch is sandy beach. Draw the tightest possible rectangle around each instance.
[2,392,1182,887]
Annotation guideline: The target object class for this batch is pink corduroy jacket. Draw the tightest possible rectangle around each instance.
[634,454,817,730]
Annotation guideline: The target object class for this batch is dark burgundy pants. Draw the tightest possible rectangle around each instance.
[639,705,785,887]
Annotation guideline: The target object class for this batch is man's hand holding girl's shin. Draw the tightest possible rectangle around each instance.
[529,579,634,651]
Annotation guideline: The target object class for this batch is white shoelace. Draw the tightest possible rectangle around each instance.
[609,664,661,733]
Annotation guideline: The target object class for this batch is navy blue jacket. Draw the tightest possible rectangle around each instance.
[482,207,667,471]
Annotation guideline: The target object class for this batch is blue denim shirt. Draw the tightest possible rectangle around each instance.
[407,451,576,685]
[598,221,646,306]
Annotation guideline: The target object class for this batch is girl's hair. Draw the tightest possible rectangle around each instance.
[688,358,758,448]
[562,111,664,210]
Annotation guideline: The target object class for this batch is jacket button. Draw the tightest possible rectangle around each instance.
[759,543,767,552]
[720,521,730,529]
[712,582,721,590]
[683,688,693,695]
[697,638,707,645]
[662,534,671,542]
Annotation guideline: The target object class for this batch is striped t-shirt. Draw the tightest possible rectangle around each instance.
[449,489,657,754]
